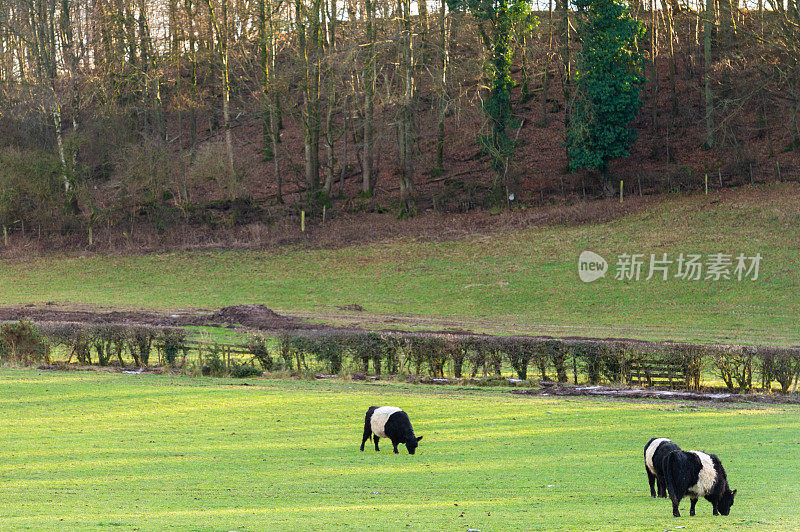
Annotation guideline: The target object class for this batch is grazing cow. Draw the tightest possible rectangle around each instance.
[360,406,423,455]
[644,437,681,498]
[664,449,737,517]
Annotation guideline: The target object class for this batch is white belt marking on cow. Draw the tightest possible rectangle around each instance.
[687,450,717,497]
[645,438,670,474]
[370,406,402,438]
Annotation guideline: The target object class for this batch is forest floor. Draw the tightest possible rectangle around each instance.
[1,182,798,345]
[0,369,797,530]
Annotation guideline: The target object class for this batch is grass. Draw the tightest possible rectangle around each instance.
[1,184,799,345]
[0,369,797,530]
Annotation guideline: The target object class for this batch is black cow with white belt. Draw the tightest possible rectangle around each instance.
[360,406,423,455]
[664,449,737,517]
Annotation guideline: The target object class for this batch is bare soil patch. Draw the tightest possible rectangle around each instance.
[0,304,313,331]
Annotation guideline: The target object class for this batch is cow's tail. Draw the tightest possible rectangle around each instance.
[664,450,680,502]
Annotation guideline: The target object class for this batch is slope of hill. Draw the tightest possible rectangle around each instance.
[0,183,797,345]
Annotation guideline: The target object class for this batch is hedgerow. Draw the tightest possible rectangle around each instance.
[6,322,799,393]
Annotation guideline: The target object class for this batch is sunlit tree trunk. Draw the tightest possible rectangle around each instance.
[297,0,322,195]
[704,0,714,148]
[397,0,415,215]
[362,0,376,194]
[558,0,571,165]
[206,0,236,180]
[435,0,449,173]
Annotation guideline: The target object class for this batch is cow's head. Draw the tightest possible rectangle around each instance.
[406,436,423,455]
[718,488,736,515]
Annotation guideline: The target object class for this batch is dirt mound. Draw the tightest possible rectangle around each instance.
[0,304,310,331]
[209,305,305,330]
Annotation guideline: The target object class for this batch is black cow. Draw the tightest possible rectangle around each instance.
[664,449,737,517]
[644,437,681,498]
[360,406,423,455]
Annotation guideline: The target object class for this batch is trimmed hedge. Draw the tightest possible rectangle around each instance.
[8,321,800,393]
[0,320,50,364]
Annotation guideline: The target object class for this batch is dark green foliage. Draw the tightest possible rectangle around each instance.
[0,148,72,231]
[713,346,754,393]
[72,329,92,365]
[465,337,491,378]
[568,341,604,385]
[383,336,408,375]
[347,332,386,375]
[204,344,228,377]
[406,337,430,375]
[230,362,263,378]
[90,325,127,366]
[768,348,800,394]
[302,333,345,374]
[0,321,49,365]
[450,339,468,378]
[158,328,188,366]
[407,337,450,378]
[502,337,533,379]
[539,339,568,382]
[661,344,704,390]
[755,346,800,393]
[25,323,800,393]
[130,327,155,367]
[279,334,310,371]
[599,341,628,383]
[247,335,273,371]
[448,0,536,180]
[567,0,645,180]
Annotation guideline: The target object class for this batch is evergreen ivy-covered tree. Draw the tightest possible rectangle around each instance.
[447,0,535,181]
[567,0,645,187]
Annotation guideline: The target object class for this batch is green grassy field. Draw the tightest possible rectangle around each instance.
[0,369,797,530]
[1,184,799,345]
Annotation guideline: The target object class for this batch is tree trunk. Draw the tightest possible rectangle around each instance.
[324,0,338,195]
[204,0,235,181]
[661,0,677,127]
[397,0,415,215]
[718,0,734,44]
[541,0,553,125]
[59,0,80,156]
[258,0,273,161]
[435,0,449,173]
[298,0,321,195]
[704,0,714,148]
[185,0,198,151]
[362,0,376,195]
[558,0,571,165]
[339,95,349,195]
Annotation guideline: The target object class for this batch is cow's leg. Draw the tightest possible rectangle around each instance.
[647,469,657,498]
[392,440,399,454]
[671,495,682,517]
[657,476,668,498]
[373,436,380,452]
[689,497,697,516]
[360,423,372,451]
[712,501,719,516]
